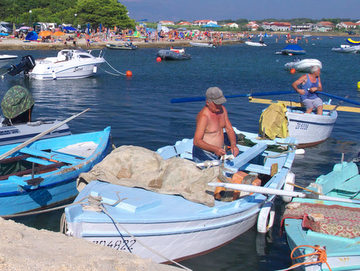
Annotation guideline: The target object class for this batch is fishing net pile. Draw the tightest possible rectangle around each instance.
[77,145,219,207]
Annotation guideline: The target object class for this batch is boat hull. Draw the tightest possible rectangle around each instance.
[0,55,17,68]
[64,130,296,263]
[283,161,360,270]
[284,59,322,72]
[0,127,111,216]
[287,109,337,147]
[0,120,71,146]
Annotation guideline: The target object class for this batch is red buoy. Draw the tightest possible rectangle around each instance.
[126,70,133,77]
[156,57,162,62]
[290,68,296,74]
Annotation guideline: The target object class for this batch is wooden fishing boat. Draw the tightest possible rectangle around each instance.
[286,107,337,148]
[63,128,296,263]
[251,98,338,148]
[282,158,360,270]
[0,126,111,216]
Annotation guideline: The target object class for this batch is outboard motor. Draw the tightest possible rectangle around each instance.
[7,55,36,76]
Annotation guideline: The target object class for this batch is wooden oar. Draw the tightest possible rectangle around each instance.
[319,92,360,106]
[170,90,294,103]
[208,182,360,205]
[0,108,90,161]
[248,97,360,113]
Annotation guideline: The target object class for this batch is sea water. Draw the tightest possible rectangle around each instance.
[1,35,359,270]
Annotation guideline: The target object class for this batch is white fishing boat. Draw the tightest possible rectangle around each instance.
[63,129,296,263]
[8,49,105,80]
[189,42,216,48]
[0,54,17,68]
[245,41,267,47]
[284,59,322,73]
[286,107,337,148]
[255,100,337,148]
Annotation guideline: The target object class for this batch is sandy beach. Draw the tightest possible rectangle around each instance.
[0,217,182,271]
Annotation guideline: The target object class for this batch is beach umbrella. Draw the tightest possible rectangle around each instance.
[39,30,52,37]
[53,31,65,36]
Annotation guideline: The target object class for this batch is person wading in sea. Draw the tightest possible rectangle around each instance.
[192,87,239,163]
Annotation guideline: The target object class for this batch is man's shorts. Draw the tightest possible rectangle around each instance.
[192,145,219,163]
[302,97,323,110]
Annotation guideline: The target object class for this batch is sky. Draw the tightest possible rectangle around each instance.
[120,0,360,22]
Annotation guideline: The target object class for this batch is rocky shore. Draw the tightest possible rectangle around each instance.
[0,218,182,271]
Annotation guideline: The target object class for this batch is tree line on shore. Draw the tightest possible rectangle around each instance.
[0,0,135,30]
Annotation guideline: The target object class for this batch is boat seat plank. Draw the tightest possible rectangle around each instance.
[0,162,66,181]
[19,147,81,164]
[240,163,270,175]
[25,157,53,166]
[225,143,267,172]
[335,175,360,193]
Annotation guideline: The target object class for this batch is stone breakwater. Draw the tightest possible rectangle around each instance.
[0,218,181,271]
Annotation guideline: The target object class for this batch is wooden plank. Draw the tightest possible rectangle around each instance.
[20,147,81,164]
[248,97,360,113]
[0,154,30,164]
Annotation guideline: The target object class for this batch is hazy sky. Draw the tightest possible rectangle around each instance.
[120,0,360,22]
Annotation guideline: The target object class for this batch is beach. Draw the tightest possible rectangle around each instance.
[0,217,181,271]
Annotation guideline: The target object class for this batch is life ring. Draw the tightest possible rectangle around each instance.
[257,201,275,233]
[282,171,295,203]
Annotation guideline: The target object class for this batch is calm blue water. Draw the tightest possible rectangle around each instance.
[1,35,359,270]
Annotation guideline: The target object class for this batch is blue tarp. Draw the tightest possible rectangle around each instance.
[63,26,76,31]
[282,44,304,51]
[201,23,221,28]
[25,31,38,41]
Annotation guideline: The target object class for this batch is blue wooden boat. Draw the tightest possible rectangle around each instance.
[282,158,360,270]
[0,126,111,216]
[63,129,296,263]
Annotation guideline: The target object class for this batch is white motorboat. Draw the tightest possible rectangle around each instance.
[284,58,322,73]
[331,44,360,53]
[189,42,216,48]
[30,49,105,80]
[245,41,267,47]
[0,54,17,68]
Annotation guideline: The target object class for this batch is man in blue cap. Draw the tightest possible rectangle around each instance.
[192,87,239,163]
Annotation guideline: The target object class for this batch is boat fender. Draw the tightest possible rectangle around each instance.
[282,171,295,203]
[257,201,275,233]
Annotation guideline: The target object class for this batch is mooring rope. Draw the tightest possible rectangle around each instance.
[101,60,127,76]
[81,194,192,270]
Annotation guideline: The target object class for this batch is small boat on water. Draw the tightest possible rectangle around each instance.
[284,59,322,73]
[8,49,105,80]
[245,41,267,47]
[63,128,296,263]
[282,157,360,271]
[257,101,337,148]
[331,44,360,53]
[0,85,71,146]
[276,44,306,55]
[0,54,17,68]
[189,41,216,48]
[157,48,191,60]
[0,127,111,216]
[106,42,137,50]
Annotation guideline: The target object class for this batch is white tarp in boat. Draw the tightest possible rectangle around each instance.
[77,145,219,206]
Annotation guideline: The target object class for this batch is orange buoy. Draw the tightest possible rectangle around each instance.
[126,70,133,77]
[156,57,162,62]
[290,68,296,74]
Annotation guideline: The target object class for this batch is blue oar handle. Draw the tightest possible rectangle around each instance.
[320,92,360,106]
[170,91,294,103]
